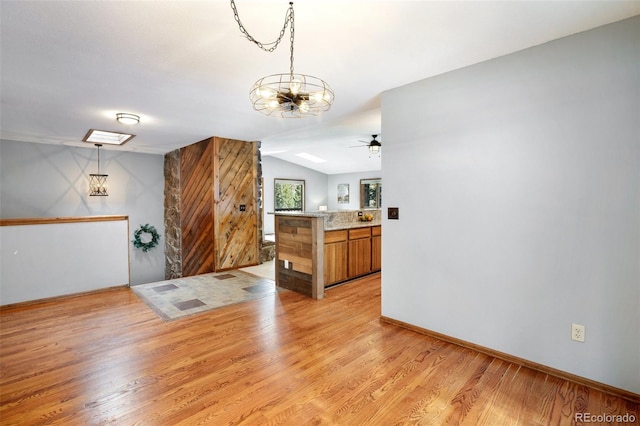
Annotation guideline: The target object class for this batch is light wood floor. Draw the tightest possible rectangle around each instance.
[1,273,637,425]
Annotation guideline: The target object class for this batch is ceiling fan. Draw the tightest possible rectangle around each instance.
[350,135,381,156]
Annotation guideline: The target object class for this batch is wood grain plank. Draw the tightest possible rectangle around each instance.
[325,230,348,243]
[180,139,215,276]
[213,137,258,270]
[178,137,259,274]
[1,273,637,425]
[0,215,128,226]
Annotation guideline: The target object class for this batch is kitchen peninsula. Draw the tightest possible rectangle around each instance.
[272,210,381,299]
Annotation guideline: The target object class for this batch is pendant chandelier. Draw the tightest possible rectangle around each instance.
[89,143,108,196]
[230,1,334,118]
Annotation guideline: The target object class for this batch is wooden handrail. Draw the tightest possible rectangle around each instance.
[0,215,128,226]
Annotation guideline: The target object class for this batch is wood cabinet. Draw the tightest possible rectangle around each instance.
[371,225,382,271]
[348,227,372,279]
[275,215,325,299]
[323,225,381,287]
[276,213,381,297]
[324,230,348,286]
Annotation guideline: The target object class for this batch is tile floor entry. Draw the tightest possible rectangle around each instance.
[132,269,279,321]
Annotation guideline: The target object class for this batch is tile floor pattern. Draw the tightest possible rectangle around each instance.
[132,269,278,321]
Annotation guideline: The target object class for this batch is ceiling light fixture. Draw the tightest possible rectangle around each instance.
[351,135,381,157]
[116,113,140,125]
[230,1,334,118]
[89,144,108,196]
[369,140,381,155]
[83,129,135,146]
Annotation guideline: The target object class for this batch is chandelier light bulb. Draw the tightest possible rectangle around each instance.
[290,77,302,95]
[310,92,323,102]
[258,87,277,99]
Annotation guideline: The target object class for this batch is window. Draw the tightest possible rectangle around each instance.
[274,179,305,212]
[360,178,382,209]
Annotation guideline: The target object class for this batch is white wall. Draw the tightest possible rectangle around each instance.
[261,156,328,235]
[0,140,165,286]
[327,172,382,211]
[1,219,130,304]
[381,17,640,394]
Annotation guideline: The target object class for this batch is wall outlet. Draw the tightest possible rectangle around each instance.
[571,323,585,342]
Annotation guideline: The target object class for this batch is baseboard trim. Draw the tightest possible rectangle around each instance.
[0,285,129,311]
[380,315,640,404]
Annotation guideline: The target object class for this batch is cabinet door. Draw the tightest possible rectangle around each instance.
[371,226,381,271]
[348,237,372,278]
[324,241,348,285]
[372,235,382,271]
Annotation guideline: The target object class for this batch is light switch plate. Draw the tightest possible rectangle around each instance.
[388,207,399,220]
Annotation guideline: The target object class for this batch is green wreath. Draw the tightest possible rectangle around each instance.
[132,224,160,252]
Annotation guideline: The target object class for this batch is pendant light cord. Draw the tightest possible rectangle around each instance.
[95,143,102,174]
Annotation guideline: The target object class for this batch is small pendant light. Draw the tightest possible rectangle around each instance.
[89,143,108,196]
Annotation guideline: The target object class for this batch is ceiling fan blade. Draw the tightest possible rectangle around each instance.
[350,135,382,149]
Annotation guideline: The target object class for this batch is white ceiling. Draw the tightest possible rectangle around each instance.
[1,1,638,174]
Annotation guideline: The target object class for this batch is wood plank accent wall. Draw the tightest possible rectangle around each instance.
[179,137,259,276]
[275,215,324,299]
[213,138,258,270]
[180,139,215,277]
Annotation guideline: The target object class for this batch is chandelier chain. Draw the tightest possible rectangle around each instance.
[230,0,294,53]
[289,5,295,77]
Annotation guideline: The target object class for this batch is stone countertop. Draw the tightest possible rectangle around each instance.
[271,210,381,230]
[270,211,327,218]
